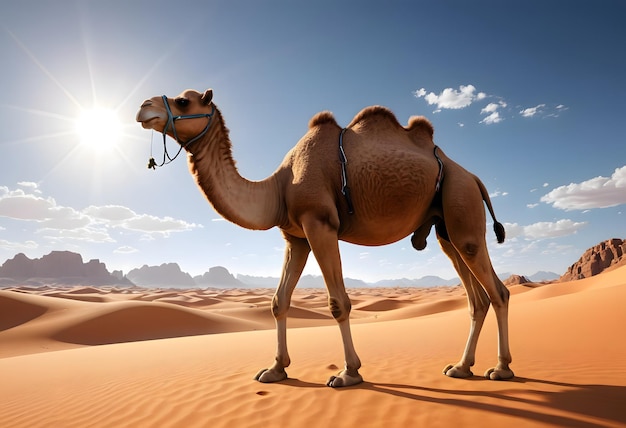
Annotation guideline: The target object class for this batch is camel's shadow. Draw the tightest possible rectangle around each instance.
[281,376,626,427]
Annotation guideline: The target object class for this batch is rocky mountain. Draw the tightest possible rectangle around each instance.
[126,263,196,288]
[502,274,531,286]
[194,266,244,287]
[560,238,626,282]
[0,251,132,286]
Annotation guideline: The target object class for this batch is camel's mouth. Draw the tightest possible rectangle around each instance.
[136,109,164,130]
[137,117,157,129]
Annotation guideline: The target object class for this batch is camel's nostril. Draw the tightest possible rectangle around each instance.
[140,100,152,108]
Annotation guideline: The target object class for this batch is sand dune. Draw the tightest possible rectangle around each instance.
[1,266,625,427]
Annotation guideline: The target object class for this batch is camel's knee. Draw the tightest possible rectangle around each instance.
[328,295,351,323]
[466,286,490,321]
[271,294,290,320]
[500,282,510,301]
[459,242,480,258]
[488,281,510,310]
[496,282,510,307]
[469,298,490,321]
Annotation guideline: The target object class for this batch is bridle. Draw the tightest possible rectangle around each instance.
[148,95,215,169]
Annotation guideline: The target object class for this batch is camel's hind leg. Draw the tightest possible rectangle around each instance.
[439,236,491,378]
[255,234,310,383]
[439,177,514,380]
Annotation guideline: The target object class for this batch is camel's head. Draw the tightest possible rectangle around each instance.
[136,89,215,146]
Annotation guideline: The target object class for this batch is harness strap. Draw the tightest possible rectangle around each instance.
[433,145,445,192]
[339,128,354,214]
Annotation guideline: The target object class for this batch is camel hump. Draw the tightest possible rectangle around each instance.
[406,116,434,139]
[309,111,339,129]
[347,105,401,128]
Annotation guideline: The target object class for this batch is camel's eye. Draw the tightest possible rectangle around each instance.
[175,97,189,107]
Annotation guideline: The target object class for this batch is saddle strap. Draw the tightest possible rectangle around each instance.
[434,145,445,192]
[339,128,354,214]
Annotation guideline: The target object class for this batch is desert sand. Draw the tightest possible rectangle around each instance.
[1,265,625,427]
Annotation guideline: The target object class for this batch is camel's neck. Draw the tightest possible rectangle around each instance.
[186,108,281,230]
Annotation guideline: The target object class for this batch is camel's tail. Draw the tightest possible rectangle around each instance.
[475,175,505,244]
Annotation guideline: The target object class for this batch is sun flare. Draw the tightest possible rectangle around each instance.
[75,107,122,151]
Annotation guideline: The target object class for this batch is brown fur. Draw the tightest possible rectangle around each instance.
[347,105,402,128]
[407,115,434,138]
[308,111,338,128]
[310,108,434,142]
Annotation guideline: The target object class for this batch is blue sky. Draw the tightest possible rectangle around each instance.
[1,0,625,282]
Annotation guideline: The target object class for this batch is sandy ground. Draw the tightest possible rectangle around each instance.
[1,265,625,427]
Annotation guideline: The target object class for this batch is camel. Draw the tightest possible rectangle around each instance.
[136,89,514,387]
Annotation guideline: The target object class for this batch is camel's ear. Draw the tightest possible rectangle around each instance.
[201,89,213,105]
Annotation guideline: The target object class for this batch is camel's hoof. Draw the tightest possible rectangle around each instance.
[326,369,363,388]
[443,364,473,378]
[484,367,514,380]
[254,367,288,383]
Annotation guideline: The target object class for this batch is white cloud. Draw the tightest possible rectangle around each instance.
[84,205,135,222]
[523,219,587,239]
[520,104,567,119]
[415,84,565,126]
[480,112,502,125]
[0,184,201,242]
[0,239,38,251]
[489,190,509,198]
[122,214,197,235]
[520,104,546,117]
[414,84,486,110]
[0,190,57,220]
[541,166,626,210]
[502,222,525,239]
[17,181,41,193]
[114,246,138,254]
[480,101,506,125]
[41,207,91,229]
[503,219,586,240]
[481,103,496,114]
[39,227,115,243]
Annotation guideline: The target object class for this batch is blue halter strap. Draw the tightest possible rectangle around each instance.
[148,95,215,169]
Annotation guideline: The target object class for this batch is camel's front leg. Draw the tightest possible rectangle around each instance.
[326,319,363,387]
[302,215,363,388]
[255,235,310,383]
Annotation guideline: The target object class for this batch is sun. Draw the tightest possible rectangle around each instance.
[75,107,122,151]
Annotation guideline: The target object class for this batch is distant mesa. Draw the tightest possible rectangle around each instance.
[502,274,531,286]
[194,266,244,288]
[0,251,132,286]
[528,271,560,282]
[373,275,460,287]
[126,263,196,288]
[560,238,626,282]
